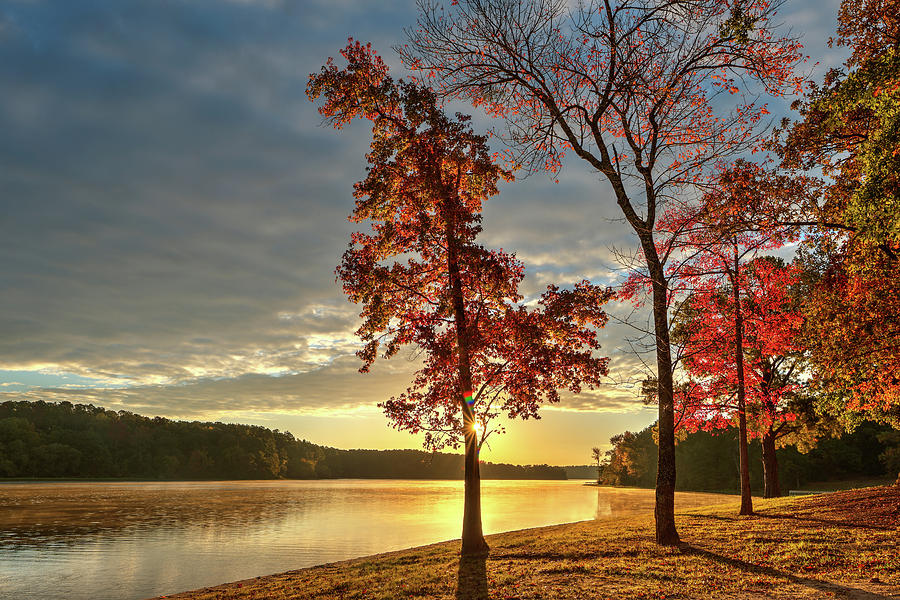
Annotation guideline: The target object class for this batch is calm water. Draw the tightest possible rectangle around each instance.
[0,480,735,600]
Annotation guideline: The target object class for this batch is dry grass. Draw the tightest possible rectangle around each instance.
[157,486,900,600]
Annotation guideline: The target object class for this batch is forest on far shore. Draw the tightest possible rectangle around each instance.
[0,400,567,480]
[2,400,896,491]
[599,421,900,493]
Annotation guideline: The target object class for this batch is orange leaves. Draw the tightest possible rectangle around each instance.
[800,243,900,422]
[312,42,611,451]
[307,39,394,131]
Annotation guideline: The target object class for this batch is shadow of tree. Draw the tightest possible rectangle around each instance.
[493,550,604,561]
[683,513,740,523]
[685,511,895,531]
[682,544,893,599]
[755,512,895,532]
[455,555,488,600]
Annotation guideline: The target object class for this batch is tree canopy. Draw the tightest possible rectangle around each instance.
[401,0,806,545]
[776,0,900,429]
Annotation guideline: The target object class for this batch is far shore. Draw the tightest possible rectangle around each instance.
[157,485,900,600]
[0,476,577,483]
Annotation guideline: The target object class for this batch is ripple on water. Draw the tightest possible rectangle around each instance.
[0,480,736,600]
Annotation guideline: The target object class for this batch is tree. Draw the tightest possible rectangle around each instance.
[776,0,900,441]
[740,259,809,498]
[600,419,897,491]
[600,427,658,487]
[671,166,796,510]
[308,41,613,555]
[675,258,809,499]
[592,446,603,482]
[402,0,804,544]
[623,160,799,511]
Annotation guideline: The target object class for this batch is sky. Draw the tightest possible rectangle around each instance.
[0,0,846,466]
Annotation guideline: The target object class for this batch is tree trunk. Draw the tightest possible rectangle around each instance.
[445,202,489,557]
[732,248,753,516]
[644,238,679,546]
[762,431,781,498]
[460,412,487,555]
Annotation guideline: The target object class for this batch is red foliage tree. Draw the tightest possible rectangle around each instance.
[674,258,806,499]
[308,41,613,555]
[623,161,798,510]
[401,0,804,545]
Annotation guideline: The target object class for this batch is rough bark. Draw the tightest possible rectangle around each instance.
[643,235,680,546]
[762,431,781,498]
[445,203,489,557]
[732,248,754,516]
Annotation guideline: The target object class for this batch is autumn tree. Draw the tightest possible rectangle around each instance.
[623,158,816,504]
[742,260,810,498]
[600,428,657,487]
[674,257,810,499]
[402,0,804,544]
[619,159,801,514]
[776,0,900,439]
[672,164,799,511]
[308,41,613,555]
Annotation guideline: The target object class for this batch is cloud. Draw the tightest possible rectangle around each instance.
[0,0,848,446]
[1,354,418,418]
[0,0,405,390]
[0,0,628,402]
[2,354,645,420]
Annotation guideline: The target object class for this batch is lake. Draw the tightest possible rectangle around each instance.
[0,480,735,600]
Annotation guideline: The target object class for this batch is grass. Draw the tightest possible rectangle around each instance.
[792,478,897,492]
[158,486,900,600]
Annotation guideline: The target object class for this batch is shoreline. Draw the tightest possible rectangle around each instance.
[0,476,582,484]
[156,486,900,600]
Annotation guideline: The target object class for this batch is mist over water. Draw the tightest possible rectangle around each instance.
[0,480,734,600]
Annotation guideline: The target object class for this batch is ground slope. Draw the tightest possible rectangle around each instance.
[158,486,900,600]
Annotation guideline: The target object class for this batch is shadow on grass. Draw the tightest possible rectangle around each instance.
[456,555,488,600]
[682,545,892,599]
[684,511,894,531]
[493,550,606,561]
[683,513,740,523]
[755,512,896,532]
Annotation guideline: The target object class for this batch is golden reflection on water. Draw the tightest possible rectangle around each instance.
[0,480,736,600]
[0,481,308,543]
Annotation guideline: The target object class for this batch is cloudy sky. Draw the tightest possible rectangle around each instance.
[0,0,845,465]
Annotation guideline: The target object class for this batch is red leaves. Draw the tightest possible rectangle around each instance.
[675,258,804,438]
[311,43,612,451]
[307,39,392,130]
[632,161,809,438]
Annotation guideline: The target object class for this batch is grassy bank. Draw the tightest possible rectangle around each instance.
[159,486,900,599]
[792,478,897,492]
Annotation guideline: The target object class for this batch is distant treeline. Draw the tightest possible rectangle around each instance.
[318,448,565,480]
[562,465,598,480]
[0,401,565,480]
[600,422,898,492]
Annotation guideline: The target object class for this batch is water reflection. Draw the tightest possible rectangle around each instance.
[0,482,306,546]
[594,486,673,520]
[0,480,735,600]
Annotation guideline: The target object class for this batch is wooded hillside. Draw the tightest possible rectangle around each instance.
[0,401,565,480]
